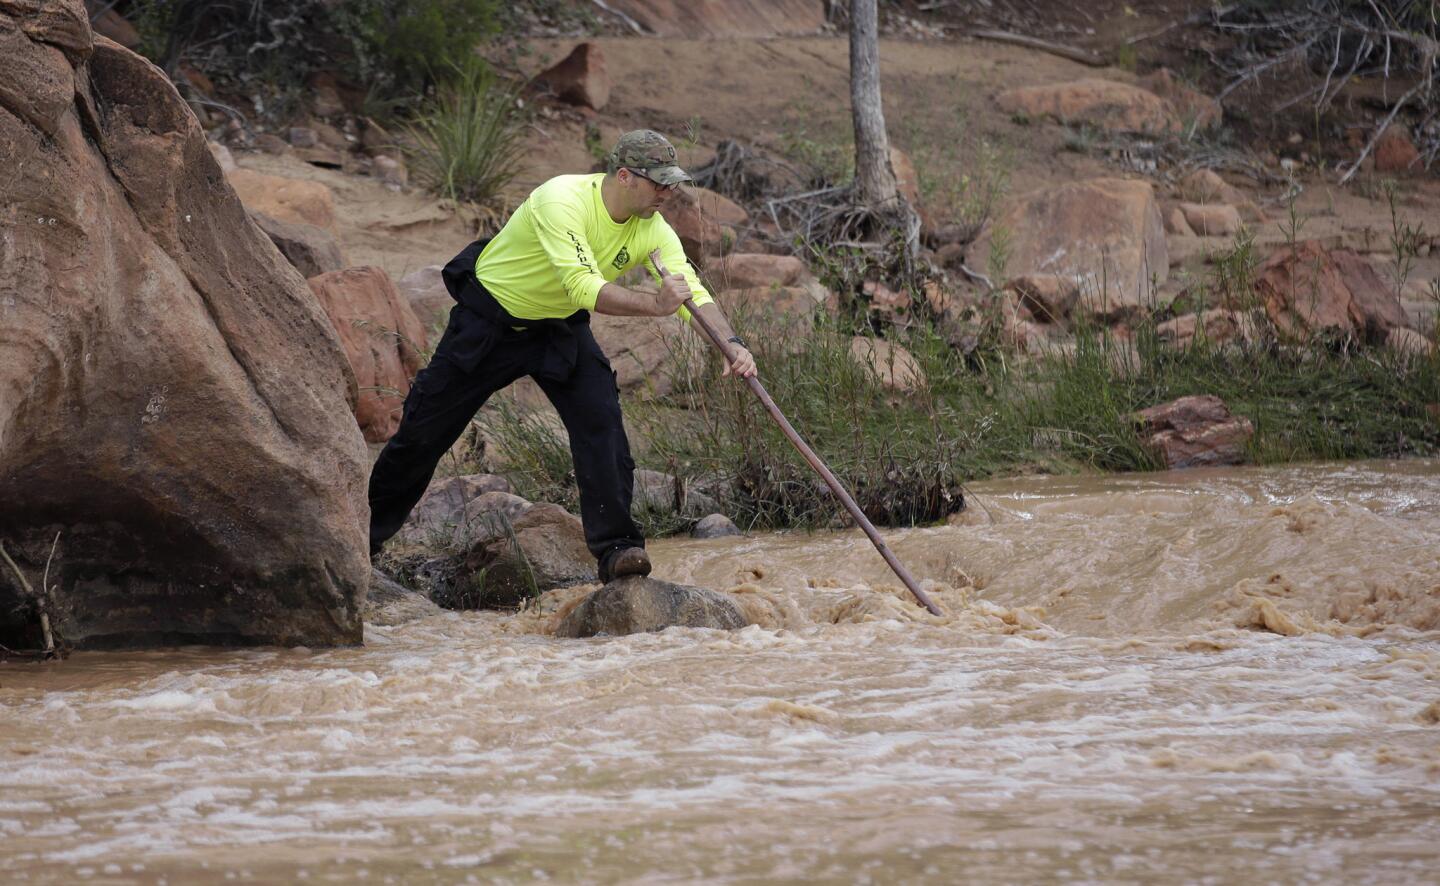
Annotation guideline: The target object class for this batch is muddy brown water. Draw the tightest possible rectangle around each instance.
[3,460,1439,883]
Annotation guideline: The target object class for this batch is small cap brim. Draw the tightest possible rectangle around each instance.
[649,165,692,186]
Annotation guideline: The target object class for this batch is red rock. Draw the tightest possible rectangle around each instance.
[973,178,1167,320]
[590,313,699,399]
[1179,202,1244,237]
[89,6,138,47]
[708,253,810,289]
[1156,309,1251,348]
[395,265,452,332]
[1374,127,1420,174]
[1164,206,1195,237]
[996,79,1179,133]
[308,267,429,442]
[850,337,925,391]
[1,12,368,647]
[661,186,747,263]
[1247,241,1409,343]
[687,185,748,227]
[539,42,610,110]
[1135,395,1254,468]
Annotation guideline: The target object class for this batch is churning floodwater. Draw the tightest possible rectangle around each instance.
[3,460,1439,883]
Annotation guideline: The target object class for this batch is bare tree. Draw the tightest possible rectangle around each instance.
[848,0,920,257]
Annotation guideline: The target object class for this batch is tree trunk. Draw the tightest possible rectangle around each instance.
[849,0,919,259]
[849,0,899,210]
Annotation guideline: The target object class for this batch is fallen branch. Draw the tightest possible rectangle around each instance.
[969,29,1108,68]
[0,539,56,659]
[590,0,649,35]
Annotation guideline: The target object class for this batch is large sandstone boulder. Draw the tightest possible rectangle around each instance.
[975,179,1168,319]
[1245,241,1408,344]
[0,7,369,647]
[226,167,337,231]
[308,267,428,442]
[601,0,824,37]
[555,577,749,637]
[1135,395,1254,469]
[250,211,345,278]
[538,41,609,110]
[996,79,1179,133]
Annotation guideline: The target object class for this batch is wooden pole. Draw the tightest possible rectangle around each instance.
[652,254,943,616]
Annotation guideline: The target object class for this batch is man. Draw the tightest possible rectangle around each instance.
[367,130,756,583]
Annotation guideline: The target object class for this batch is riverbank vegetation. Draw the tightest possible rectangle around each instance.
[476,245,1440,534]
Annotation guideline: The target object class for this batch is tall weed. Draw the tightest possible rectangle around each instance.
[404,57,525,205]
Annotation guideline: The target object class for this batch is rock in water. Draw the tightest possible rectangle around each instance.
[365,569,442,627]
[556,577,749,638]
[0,7,370,647]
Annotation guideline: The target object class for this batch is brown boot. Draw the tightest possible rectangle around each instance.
[600,546,651,583]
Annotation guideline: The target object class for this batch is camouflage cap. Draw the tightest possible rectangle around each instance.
[609,129,692,186]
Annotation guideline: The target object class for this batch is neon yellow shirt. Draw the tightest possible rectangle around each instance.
[475,173,713,321]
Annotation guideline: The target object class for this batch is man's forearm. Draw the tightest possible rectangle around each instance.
[689,301,740,344]
[593,282,662,316]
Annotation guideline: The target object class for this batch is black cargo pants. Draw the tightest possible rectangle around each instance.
[367,303,643,571]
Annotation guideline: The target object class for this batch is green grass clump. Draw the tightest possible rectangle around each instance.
[404,56,525,205]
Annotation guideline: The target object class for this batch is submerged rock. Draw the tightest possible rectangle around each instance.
[0,7,369,647]
[692,513,742,539]
[556,577,749,637]
[365,569,442,626]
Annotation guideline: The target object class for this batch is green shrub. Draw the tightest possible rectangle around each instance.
[403,56,525,204]
[336,0,501,97]
[121,0,499,102]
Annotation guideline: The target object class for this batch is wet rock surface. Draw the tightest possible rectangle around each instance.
[555,576,749,637]
[0,6,369,647]
[692,513,742,539]
[364,568,442,627]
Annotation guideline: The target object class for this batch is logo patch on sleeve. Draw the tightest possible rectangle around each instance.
[611,246,630,269]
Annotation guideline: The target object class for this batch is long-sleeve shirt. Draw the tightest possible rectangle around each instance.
[474,173,713,321]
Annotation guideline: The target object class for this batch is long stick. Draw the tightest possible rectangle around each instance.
[652,254,942,616]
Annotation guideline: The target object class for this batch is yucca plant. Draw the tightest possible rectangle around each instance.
[404,56,524,205]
